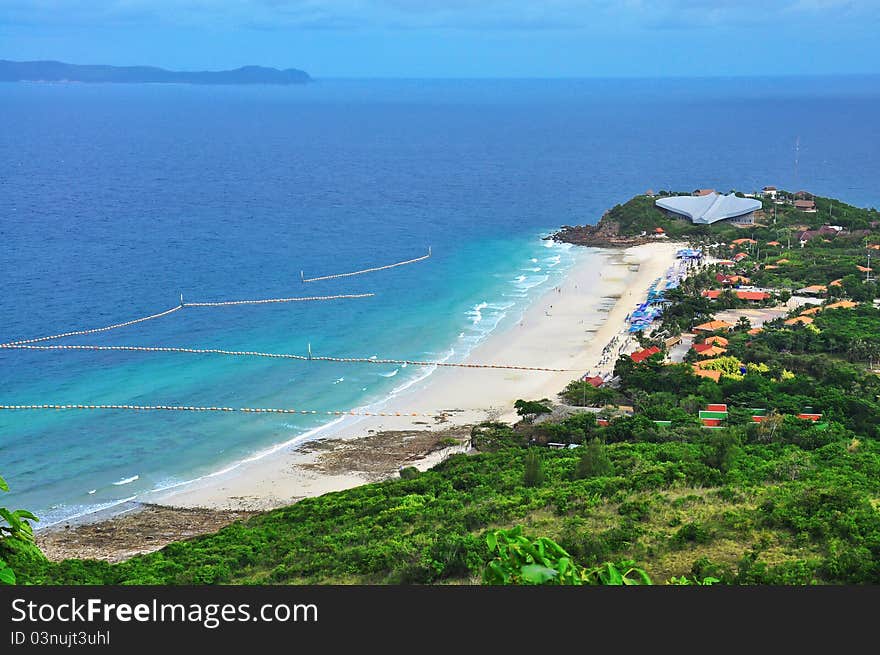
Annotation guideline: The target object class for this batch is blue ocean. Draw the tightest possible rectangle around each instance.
[1,77,879,524]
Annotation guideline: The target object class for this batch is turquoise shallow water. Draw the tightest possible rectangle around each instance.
[1,77,878,524]
[0,221,580,524]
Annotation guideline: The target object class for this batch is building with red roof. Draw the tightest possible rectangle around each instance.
[630,346,661,363]
[693,368,722,382]
[716,274,751,285]
[702,289,769,302]
[737,291,770,301]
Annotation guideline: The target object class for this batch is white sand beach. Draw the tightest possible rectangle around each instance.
[154,240,681,511]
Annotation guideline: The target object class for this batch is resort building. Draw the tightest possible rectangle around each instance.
[630,346,662,363]
[794,199,817,212]
[693,320,733,333]
[655,192,761,226]
[702,290,770,302]
[693,344,727,358]
[716,274,750,285]
[761,186,778,199]
[693,368,722,382]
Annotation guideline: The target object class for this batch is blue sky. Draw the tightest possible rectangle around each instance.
[2,1,879,77]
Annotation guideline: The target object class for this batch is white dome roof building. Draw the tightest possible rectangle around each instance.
[655,192,761,225]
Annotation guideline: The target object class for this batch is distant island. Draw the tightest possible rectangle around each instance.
[0,59,311,85]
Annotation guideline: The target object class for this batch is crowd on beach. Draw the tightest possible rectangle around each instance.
[581,249,703,384]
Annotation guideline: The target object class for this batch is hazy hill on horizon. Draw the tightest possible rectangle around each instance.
[0,59,311,84]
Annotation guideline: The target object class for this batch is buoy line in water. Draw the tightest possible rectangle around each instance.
[0,404,443,418]
[301,248,431,283]
[2,247,429,346]
[0,305,185,347]
[183,293,374,307]
[0,293,374,347]
[0,343,575,372]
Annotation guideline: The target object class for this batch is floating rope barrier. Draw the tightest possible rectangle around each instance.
[309,355,573,372]
[302,248,431,283]
[0,343,574,372]
[1,344,308,360]
[183,293,374,307]
[0,404,440,418]
[1,294,373,347]
[0,305,184,347]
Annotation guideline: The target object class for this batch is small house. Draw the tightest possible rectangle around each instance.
[693,320,733,333]
[630,346,662,363]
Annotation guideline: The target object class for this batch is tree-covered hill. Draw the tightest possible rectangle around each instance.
[552,190,880,246]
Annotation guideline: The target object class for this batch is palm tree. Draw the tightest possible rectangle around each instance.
[847,338,868,364]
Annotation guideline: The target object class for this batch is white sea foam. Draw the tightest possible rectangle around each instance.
[40,495,138,528]
[467,301,489,324]
[515,274,550,293]
[132,414,353,511]
[333,377,345,384]
[388,346,456,396]
[380,368,399,378]
[112,475,139,486]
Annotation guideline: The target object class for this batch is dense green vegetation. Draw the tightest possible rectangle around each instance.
[9,422,880,585]
[6,191,880,586]
[0,474,40,585]
[483,527,651,585]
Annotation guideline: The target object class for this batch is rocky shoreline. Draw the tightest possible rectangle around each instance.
[548,219,656,247]
[35,427,472,562]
